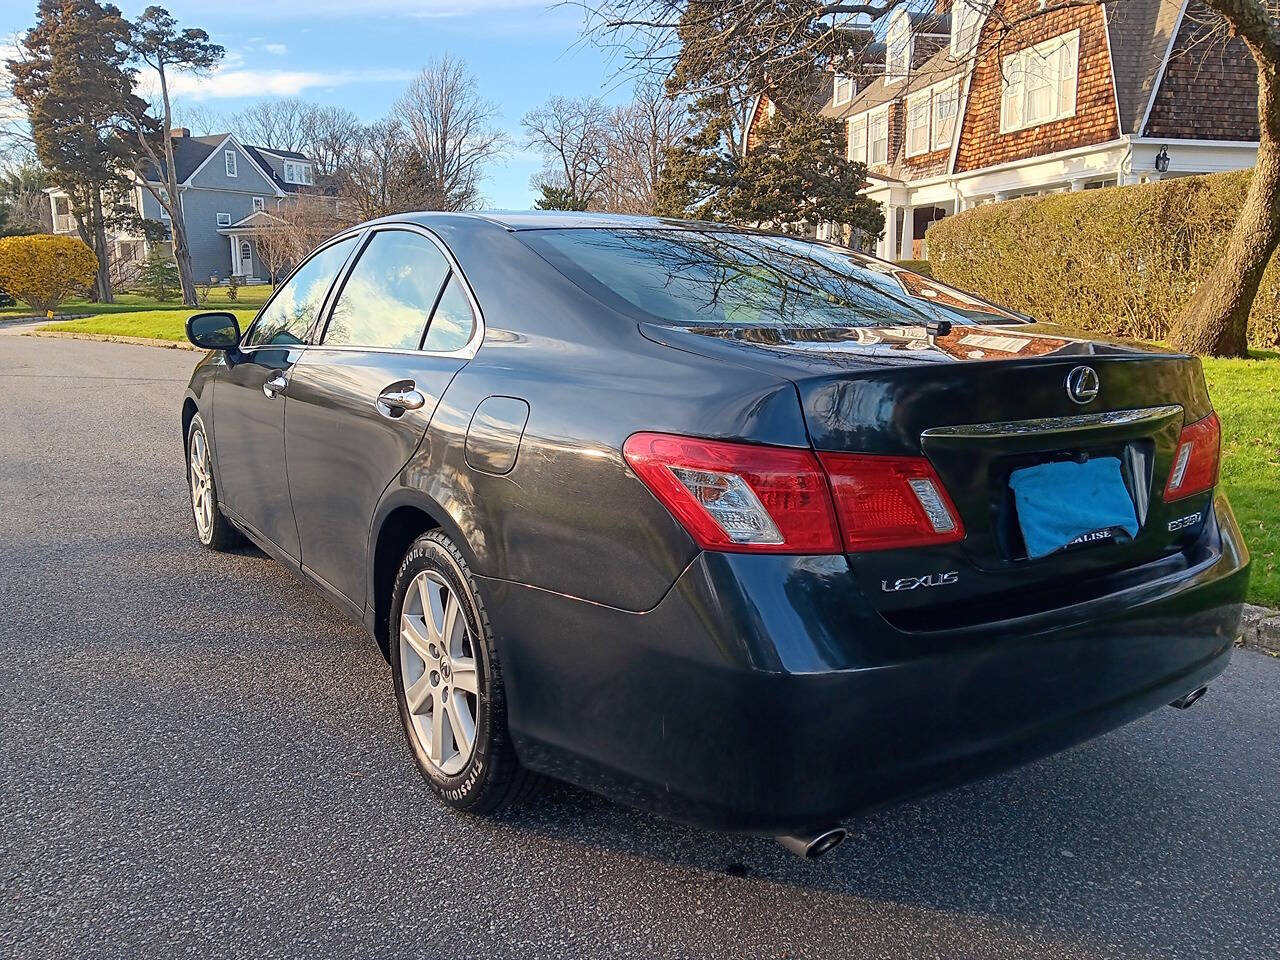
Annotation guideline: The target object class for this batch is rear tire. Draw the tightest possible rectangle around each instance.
[186,413,244,551]
[390,530,533,813]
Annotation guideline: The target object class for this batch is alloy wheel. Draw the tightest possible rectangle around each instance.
[189,429,214,542]
[400,570,480,776]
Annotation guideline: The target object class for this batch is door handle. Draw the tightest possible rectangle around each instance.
[376,383,426,418]
[263,372,289,398]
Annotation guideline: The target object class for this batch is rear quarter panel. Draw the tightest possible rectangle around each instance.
[388,220,811,611]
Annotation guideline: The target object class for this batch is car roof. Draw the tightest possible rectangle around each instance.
[386,210,742,233]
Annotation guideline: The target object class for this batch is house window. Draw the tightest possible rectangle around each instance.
[932,81,960,150]
[868,109,889,165]
[906,95,930,157]
[885,10,912,82]
[240,240,252,263]
[253,197,266,212]
[952,0,984,58]
[833,74,855,106]
[847,115,867,164]
[1000,30,1080,134]
[283,161,314,186]
[225,150,238,178]
[216,212,232,226]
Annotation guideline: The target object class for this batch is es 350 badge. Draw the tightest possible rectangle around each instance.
[881,571,959,593]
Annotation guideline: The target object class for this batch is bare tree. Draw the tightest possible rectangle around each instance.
[171,99,229,136]
[337,117,418,221]
[300,104,362,180]
[521,95,612,207]
[250,193,341,282]
[600,80,691,213]
[232,97,312,153]
[394,56,509,211]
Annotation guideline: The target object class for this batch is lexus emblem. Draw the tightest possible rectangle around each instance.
[1065,365,1100,405]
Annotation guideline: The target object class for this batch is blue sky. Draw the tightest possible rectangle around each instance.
[0,0,638,208]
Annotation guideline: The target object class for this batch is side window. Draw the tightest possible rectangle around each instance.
[422,274,477,353]
[244,235,358,347]
[323,230,450,349]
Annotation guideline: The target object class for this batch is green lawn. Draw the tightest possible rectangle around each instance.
[3,284,272,316]
[38,308,259,341]
[1203,352,1280,607]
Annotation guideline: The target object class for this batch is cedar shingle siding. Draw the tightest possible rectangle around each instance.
[1144,2,1260,140]
[954,1,1119,173]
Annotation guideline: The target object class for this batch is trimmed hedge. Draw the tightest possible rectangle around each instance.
[926,170,1280,349]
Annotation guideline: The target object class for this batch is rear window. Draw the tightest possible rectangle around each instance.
[522,228,1021,328]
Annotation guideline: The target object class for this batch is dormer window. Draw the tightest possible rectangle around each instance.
[224,150,238,178]
[833,74,856,106]
[952,0,984,58]
[283,160,314,186]
[886,9,912,82]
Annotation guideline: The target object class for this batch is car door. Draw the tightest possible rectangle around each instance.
[213,233,361,558]
[283,226,480,607]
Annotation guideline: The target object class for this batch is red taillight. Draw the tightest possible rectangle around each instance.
[1164,412,1220,502]
[623,433,965,555]
[622,433,841,553]
[819,453,966,552]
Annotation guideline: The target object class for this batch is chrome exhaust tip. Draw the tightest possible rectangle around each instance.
[1170,685,1209,709]
[776,826,848,860]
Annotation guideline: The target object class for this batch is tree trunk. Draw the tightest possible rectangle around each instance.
[1168,50,1280,356]
[172,216,198,306]
[90,190,113,304]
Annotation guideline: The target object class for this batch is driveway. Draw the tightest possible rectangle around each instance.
[1,333,1277,960]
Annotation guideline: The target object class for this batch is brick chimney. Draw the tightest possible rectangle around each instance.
[170,127,190,138]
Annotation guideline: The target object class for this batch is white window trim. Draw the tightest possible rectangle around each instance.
[905,92,932,158]
[931,78,962,152]
[224,150,238,178]
[885,9,913,84]
[847,114,868,164]
[833,74,855,106]
[216,212,232,226]
[999,29,1081,135]
[951,0,984,58]
[252,196,266,212]
[866,106,890,165]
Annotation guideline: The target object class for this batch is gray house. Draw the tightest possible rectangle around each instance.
[48,130,320,285]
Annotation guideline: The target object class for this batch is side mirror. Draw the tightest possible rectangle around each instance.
[186,311,241,350]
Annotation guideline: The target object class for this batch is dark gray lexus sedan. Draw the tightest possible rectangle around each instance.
[182,212,1248,858]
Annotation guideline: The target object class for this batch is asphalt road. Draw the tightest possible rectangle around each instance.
[2,333,1278,960]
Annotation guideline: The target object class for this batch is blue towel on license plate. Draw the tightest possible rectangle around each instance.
[1008,457,1139,559]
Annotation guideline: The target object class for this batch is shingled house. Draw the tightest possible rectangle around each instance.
[47,130,322,284]
[747,0,1261,259]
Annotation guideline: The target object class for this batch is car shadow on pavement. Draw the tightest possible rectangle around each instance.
[482,693,1273,956]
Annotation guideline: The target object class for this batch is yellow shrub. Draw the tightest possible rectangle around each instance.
[0,234,98,313]
[926,170,1280,349]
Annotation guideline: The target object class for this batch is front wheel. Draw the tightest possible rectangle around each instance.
[186,413,243,551]
[390,530,533,813]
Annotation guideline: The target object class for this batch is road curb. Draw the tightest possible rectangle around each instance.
[1239,604,1280,656]
[25,331,199,351]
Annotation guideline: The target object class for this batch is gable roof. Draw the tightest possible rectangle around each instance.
[142,134,316,194]
[1106,0,1185,134]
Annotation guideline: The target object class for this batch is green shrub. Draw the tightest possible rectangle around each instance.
[926,170,1280,349]
[896,259,933,276]
[138,250,179,302]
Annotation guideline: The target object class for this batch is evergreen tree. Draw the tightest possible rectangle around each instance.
[139,248,179,301]
[534,184,591,211]
[8,0,144,302]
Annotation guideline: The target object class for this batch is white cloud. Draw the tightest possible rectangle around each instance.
[261,43,288,56]
[163,65,416,99]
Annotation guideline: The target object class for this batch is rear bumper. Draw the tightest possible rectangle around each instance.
[482,494,1249,833]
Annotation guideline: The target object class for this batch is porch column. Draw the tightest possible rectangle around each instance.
[899,205,915,260]
[228,234,237,277]
[1069,178,1088,191]
[881,205,897,260]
